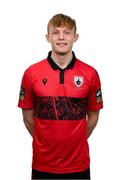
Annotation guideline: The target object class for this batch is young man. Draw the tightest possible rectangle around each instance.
[18,14,103,179]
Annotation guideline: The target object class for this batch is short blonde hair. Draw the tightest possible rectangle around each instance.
[47,14,77,33]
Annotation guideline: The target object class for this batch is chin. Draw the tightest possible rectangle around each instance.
[55,50,70,56]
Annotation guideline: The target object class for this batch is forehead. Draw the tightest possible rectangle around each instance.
[49,25,74,31]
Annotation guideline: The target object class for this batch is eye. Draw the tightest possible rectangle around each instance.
[52,31,59,34]
[64,31,71,34]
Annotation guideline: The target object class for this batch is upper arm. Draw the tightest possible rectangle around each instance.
[87,70,103,111]
[18,68,35,109]
[86,110,100,122]
[22,109,34,124]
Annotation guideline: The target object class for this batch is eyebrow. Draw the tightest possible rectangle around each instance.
[51,27,72,31]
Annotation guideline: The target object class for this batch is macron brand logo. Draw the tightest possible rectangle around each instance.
[42,78,48,85]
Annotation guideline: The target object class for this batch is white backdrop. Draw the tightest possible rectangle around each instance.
[0,0,120,179]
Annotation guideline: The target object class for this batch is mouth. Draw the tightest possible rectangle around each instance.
[56,43,67,46]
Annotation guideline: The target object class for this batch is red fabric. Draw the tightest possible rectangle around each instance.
[18,58,103,173]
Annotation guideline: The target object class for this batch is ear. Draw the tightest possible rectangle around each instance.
[73,33,79,43]
[46,34,51,43]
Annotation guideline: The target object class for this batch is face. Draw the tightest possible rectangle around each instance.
[46,26,79,55]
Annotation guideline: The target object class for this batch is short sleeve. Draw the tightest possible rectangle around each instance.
[87,70,103,111]
[18,68,35,109]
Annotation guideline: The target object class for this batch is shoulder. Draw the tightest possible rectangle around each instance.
[24,59,48,75]
[77,58,97,71]
[27,59,48,71]
[75,59,99,79]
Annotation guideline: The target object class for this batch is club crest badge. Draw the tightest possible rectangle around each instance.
[74,76,84,87]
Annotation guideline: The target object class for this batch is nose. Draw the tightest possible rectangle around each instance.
[59,32,64,40]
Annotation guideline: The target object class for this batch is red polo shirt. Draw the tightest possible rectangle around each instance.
[18,51,103,173]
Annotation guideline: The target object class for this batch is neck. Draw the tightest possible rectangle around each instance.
[51,51,73,69]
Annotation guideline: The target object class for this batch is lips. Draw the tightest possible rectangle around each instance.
[56,43,67,46]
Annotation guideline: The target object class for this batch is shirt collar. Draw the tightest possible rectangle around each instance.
[47,51,76,71]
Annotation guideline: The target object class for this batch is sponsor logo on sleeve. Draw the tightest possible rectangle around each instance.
[96,89,102,103]
[19,87,25,101]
